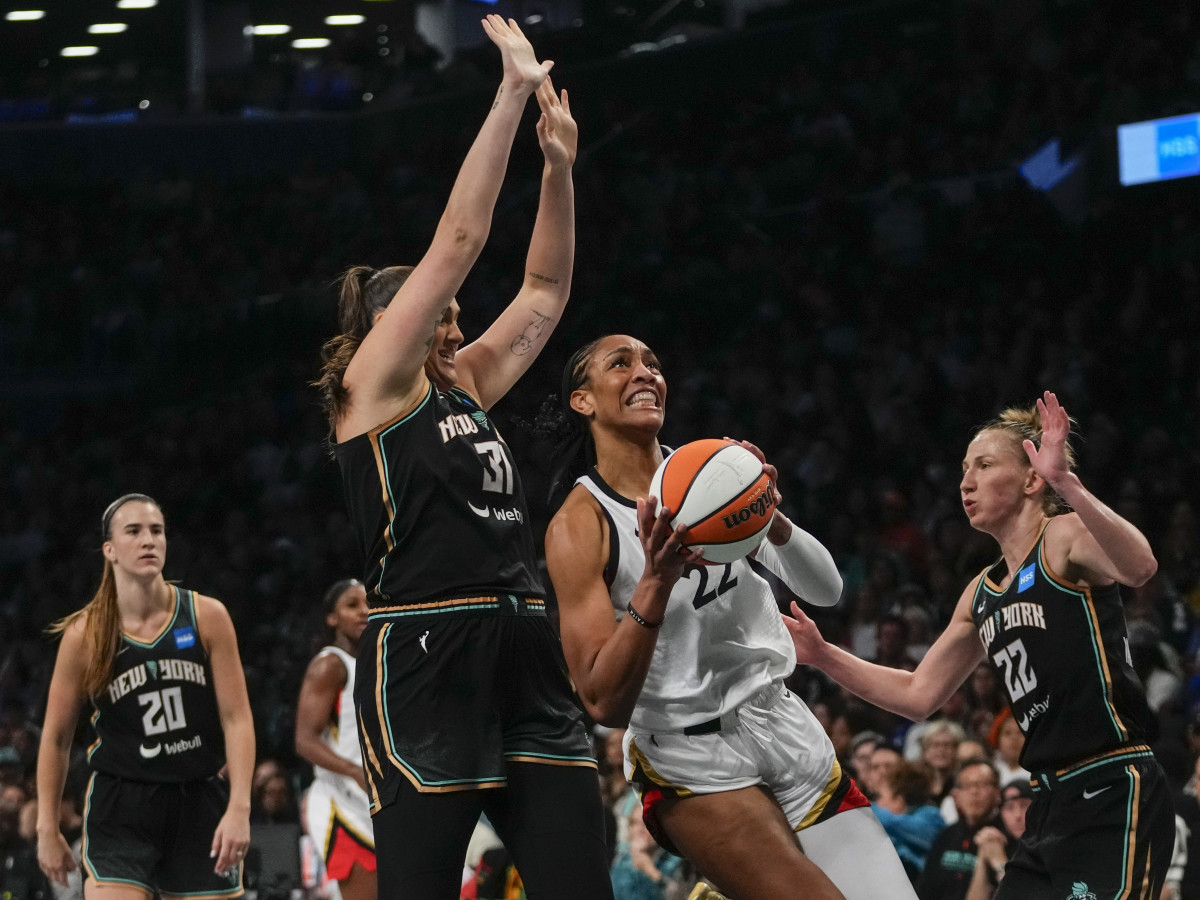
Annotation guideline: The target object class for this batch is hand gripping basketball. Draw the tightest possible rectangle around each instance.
[649,439,775,564]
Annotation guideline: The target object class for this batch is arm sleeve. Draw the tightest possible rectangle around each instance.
[754,523,844,607]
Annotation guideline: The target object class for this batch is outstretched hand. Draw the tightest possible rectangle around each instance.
[481,15,552,95]
[783,601,828,667]
[1023,390,1072,490]
[637,496,702,585]
[535,76,577,168]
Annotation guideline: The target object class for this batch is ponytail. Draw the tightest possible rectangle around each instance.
[315,265,414,426]
[48,561,122,699]
[533,336,609,508]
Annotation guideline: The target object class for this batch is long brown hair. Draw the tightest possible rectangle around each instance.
[975,403,1077,516]
[48,493,162,699]
[315,265,413,426]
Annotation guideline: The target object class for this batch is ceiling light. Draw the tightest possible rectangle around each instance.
[326,15,364,25]
[116,0,157,8]
[61,46,100,56]
[292,38,330,49]
[250,24,291,35]
[88,23,127,33]
[5,10,45,20]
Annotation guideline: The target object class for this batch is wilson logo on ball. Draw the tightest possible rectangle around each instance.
[722,490,775,529]
[649,438,776,564]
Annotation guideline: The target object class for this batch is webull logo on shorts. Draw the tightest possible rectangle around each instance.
[721,488,775,530]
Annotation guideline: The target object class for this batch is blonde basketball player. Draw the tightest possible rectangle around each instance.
[543,335,918,900]
[37,493,254,899]
[295,579,375,900]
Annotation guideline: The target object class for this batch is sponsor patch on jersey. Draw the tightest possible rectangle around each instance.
[173,626,196,649]
[1017,563,1036,593]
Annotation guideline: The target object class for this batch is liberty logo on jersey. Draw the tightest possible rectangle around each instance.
[1066,883,1097,900]
[1017,563,1036,593]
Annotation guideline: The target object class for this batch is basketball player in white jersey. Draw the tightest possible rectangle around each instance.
[544,335,917,900]
[296,580,376,900]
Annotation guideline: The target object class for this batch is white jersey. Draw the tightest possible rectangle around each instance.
[312,646,363,783]
[577,470,796,733]
[304,646,373,852]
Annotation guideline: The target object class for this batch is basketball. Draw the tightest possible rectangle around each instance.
[648,439,776,564]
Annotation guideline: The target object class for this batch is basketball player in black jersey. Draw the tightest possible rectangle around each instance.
[314,16,611,900]
[786,392,1174,899]
[36,493,255,899]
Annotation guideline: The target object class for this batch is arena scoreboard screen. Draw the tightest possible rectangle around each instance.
[1118,111,1200,186]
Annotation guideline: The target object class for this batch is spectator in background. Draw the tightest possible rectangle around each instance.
[864,744,905,801]
[608,805,691,900]
[964,777,1032,900]
[1173,752,1200,899]
[248,771,305,900]
[872,760,945,885]
[987,710,1029,787]
[916,758,1002,900]
[917,721,964,822]
[849,731,886,787]
[0,783,51,900]
[873,613,918,672]
[964,779,1033,900]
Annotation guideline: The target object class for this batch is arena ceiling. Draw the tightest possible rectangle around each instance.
[0,0,429,72]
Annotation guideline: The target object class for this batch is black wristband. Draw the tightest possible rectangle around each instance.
[626,602,662,629]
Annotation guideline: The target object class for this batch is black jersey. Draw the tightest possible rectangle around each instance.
[969,525,1153,772]
[335,383,544,614]
[87,586,225,782]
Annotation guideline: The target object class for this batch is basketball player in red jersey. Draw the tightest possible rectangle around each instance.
[544,334,917,900]
[314,17,611,900]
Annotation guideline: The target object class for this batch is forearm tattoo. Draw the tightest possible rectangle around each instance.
[510,310,554,355]
[529,271,560,285]
[492,86,503,111]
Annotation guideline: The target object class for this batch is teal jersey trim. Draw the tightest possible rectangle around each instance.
[1035,554,1126,744]
[377,622,506,787]
[374,385,433,601]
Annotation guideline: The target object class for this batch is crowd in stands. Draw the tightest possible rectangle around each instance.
[2,0,1200,895]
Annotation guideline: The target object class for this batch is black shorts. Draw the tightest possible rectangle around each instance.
[999,747,1174,900]
[82,771,243,897]
[355,600,596,810]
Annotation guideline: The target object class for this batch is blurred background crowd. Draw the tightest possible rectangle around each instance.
[2,0,1200,896]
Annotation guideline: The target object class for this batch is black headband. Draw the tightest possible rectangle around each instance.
[101,493,158,538]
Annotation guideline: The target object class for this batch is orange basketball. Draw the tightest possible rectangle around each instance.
[648,439,775,564]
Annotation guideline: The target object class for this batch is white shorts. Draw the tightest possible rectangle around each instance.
[303,775,375,870]
[624,682,839,830]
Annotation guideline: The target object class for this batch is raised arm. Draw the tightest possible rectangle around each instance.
[1027,391,1157,587]
[197,595,254,876]
[785,576,986,722]
[36,621,87,887]
[458,77,578,410]
[342,16,553,412]
[546,490,698,727]
[295,654,367,792]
